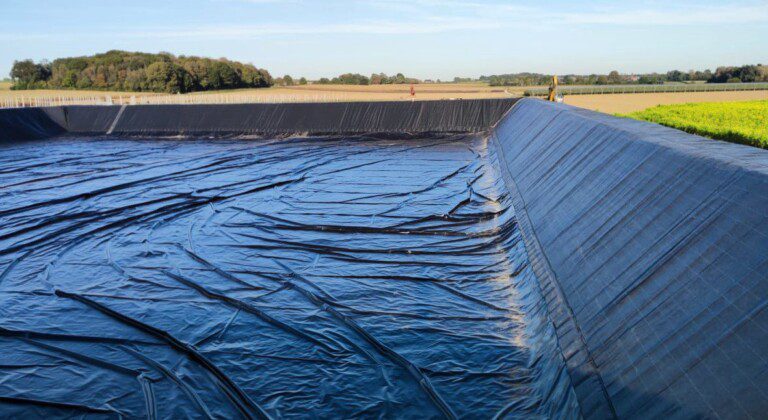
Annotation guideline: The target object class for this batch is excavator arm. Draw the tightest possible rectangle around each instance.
[547,75,559,101]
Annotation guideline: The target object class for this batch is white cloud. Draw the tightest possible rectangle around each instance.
[366,0,768,27]
[119,17,499,39]
[560,4,768,26]
[0,33,52,41]
[125,1,768,41]
[6,1,768,43]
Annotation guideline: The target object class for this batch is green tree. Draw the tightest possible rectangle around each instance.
[144,62,172,92]
[331,73,369,85]
[61,70,78,88]
[144,61,191,93]
[607,70,622,84]
[124,69,147,91]
[208,61,240,89]
[638,74,664,84]
[10,59,51,89]
[75,75,93,89]
[9,50,272,92]
[666,70,691,82]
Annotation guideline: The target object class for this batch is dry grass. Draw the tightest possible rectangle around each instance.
[188,83,525,101]
[564,91,768,114]
[0,85,160,107]
[0,88,159,99]
[0,82,525,106]
[6,82,762,111]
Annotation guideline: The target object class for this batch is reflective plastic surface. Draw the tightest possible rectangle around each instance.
[0,135,577,419]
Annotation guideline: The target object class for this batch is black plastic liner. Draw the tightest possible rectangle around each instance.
[0,133,579,418]
[0,99,518,141]
[492,99,768,418]
[0,107,66,142]
[3,97,768,418]
[64,106,122,134]
[110,100,517,136]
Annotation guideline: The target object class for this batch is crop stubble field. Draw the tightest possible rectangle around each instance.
[2,80,767,115]
[0,82,517,103]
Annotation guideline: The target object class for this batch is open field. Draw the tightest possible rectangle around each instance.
[0,86,161,107]
[624,100,768,148]
[525,82,768,96]
[564,90,768,113]
[281,82,527,99]
[0,83,523,107]
[186,82,522,101]
[2,82,767,112]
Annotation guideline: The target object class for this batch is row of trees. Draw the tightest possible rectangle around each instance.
[259,72,423,86]
[480,64,768,87]
[709,65,768,83]
[482,71,664,87]
[370,73,420,85]
[10,50,273,93]
[274,75,308,86]
[313,72,421,86]
[12,53,766,91]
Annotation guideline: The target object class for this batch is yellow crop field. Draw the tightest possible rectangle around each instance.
[564,90,768,113]
[625,100,768,148]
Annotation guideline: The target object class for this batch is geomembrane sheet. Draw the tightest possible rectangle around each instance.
[0,134,577,419]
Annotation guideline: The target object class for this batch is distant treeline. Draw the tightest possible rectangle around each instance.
[274,75,308,86]
[9,50,273,93]
[311,73,421,86]
[481,64,768,86]
[269,73,422,86]
[11,52,767,92]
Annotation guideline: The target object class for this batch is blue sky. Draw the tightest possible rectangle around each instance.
[2,0,767,80]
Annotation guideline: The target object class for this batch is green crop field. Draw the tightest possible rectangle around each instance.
[626,100,768,149]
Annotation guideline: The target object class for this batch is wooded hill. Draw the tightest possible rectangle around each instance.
[10,50,273,93]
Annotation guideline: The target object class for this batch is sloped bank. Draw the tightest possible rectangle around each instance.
[0,97,767,418]
[491,99,768,418]
[0,99,517,140]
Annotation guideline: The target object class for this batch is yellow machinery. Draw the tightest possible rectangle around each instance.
[548,75,558,101]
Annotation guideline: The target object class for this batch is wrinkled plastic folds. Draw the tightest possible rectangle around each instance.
[0,131,579,418]
[2,98,768,419]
